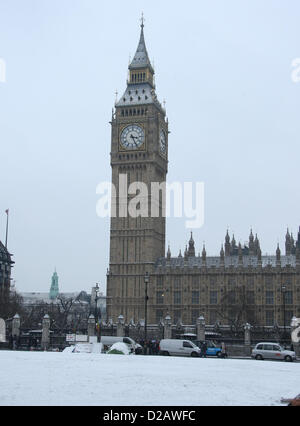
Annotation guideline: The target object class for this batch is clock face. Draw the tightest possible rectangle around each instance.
[160,129,167,155]
[120,125,145,150]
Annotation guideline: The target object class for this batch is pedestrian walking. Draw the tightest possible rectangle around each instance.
[202,341,207,358]
[221,342,227,358]
[155,341,160,355]
[12,335,17,350]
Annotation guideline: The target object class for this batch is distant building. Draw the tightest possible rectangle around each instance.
[20,287,107,330]
[21,291,84,306]
[49,270,59,300]
[21,270,88,306]
[0,240,14,293]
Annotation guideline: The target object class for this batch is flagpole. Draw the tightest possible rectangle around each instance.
[5,209,9,249]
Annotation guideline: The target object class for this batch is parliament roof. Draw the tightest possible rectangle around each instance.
[155,255,297,270]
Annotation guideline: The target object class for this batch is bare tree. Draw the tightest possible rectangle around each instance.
[217,286,258,334]
[0,289,24,320]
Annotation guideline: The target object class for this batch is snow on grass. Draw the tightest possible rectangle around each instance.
[0,351,299,406]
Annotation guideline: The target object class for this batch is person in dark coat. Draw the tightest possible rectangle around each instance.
[9,334,13,350]
[202,341,207,358]
[221,342,227,358]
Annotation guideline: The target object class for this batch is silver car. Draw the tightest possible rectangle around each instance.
[251,342,296,362]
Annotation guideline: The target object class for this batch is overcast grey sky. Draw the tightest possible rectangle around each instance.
[0,0,299,293]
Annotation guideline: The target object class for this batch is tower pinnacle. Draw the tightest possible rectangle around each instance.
[50,270,59,300]
[140,12,145,29]
[129,16,153,74]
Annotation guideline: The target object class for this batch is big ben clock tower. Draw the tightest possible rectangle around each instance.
[107,19,168,322]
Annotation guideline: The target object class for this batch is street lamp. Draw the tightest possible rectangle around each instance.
[94,283,101,341]
[281,285,286,339]
[144,272,149,354]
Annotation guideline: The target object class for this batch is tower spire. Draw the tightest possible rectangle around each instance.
[129,15,153,74]
[140,12,145,29]
[50,269,59,300]
[188,232,195,257]
[167,245,171,260]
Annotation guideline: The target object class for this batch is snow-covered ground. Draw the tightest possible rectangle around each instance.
[0,350,299,406]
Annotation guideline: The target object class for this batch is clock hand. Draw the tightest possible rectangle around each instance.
[128,134,138,148]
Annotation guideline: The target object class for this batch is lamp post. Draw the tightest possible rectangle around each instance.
[94,283,101,341]
[281,285,286,339]
[144,272,149,354]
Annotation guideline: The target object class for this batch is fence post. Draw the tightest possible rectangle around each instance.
[88,314,96,339]
[291,317,300,357]
[0,318,6,343]
[117,315,125,337]
[12,313,20,346]
[164,315,172,339]
[197,316,206,341]
[244,323,252,357]
[41,314,50,351]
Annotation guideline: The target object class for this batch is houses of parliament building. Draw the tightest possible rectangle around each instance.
[106,20,300,327]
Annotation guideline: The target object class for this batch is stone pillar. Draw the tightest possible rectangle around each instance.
[128,319,135,339]
[0,318,6,343]
[88,314,96,338]
[164,315,172,339]
[117,315,125,337]
[12,314,20,338]
[196,316,205,342]
[291,317,300,357]
[244,323,251,357]
[41,314,50,351]
[138,319,145,341]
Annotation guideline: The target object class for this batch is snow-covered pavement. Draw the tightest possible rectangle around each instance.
[0,351,299,406]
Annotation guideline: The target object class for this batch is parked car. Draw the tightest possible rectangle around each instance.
[251,342,296,362]
[100,336,136,353]
[159,339,201,357]
[194,340,224,357]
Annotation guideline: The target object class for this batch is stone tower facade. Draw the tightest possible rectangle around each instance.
[105,21,300,328]
[107,21,168,322]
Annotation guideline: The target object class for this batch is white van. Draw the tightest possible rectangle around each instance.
[159,339,201,357]
[100,336,136,353]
